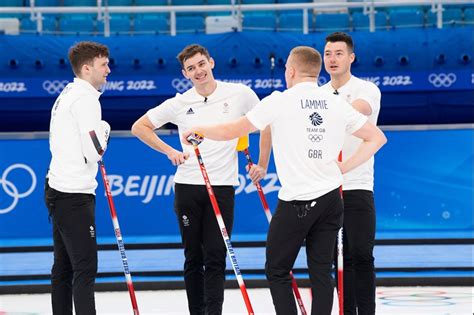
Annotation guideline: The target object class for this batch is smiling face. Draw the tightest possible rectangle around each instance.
[323,41,354,78]
[181,53,215,88]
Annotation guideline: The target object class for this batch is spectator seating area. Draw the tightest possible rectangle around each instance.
[0,0,473,35]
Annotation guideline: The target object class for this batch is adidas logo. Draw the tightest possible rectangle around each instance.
[186,108,195,115]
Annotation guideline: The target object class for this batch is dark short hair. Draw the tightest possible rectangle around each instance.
[68,41,109,76]
[325,32,354,52]
[177,44,211,69]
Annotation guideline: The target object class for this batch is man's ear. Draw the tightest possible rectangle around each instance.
[209,57,215,70]
[289,66,296,78]
[350,52,355,64]
[81,63,90,77]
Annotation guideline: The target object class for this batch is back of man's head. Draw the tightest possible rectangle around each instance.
[325,32,354,53]
[289,46,322,78]
[177,44,211,69]
[68,41,109,77]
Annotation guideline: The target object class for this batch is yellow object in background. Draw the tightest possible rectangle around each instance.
[236,135,249,151]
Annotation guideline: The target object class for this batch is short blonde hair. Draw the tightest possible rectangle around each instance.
[289,46,322,78]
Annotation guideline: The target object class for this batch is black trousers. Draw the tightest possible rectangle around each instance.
[174,183,235,315]
[44,181,98,315]
[265,188,343,315]
[336,190,376,315]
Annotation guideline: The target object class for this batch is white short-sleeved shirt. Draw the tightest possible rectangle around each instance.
[247,81,367,201]
[48,78,103,194]
[147,81,259,186]
[321,76,381,191]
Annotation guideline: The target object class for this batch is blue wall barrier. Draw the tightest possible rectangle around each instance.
[1,28,473,99]
[1,28,473,131]
[0,128,472,246]
[0,70,472,99]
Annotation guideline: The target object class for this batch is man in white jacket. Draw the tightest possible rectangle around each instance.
[45,41,111,315]
[322,32,382,315]
[182,46,386,315]
[132,44,266,314]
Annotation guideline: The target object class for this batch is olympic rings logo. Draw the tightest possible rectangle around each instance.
[42,80,69,95]
[0,164,37,214]
[428,73,456,88]
[171,78,193,93]
[308,134,323,142]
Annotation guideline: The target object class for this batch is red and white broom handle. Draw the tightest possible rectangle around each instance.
[188,133,254,315]
[99,160,140,315]
[90,130,140,315]
[242,147,307,315]
[337,151,344,315]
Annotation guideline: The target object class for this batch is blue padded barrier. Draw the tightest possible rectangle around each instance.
[0,129,472,244]
[0,28,472,74]
[0,28,472,129]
